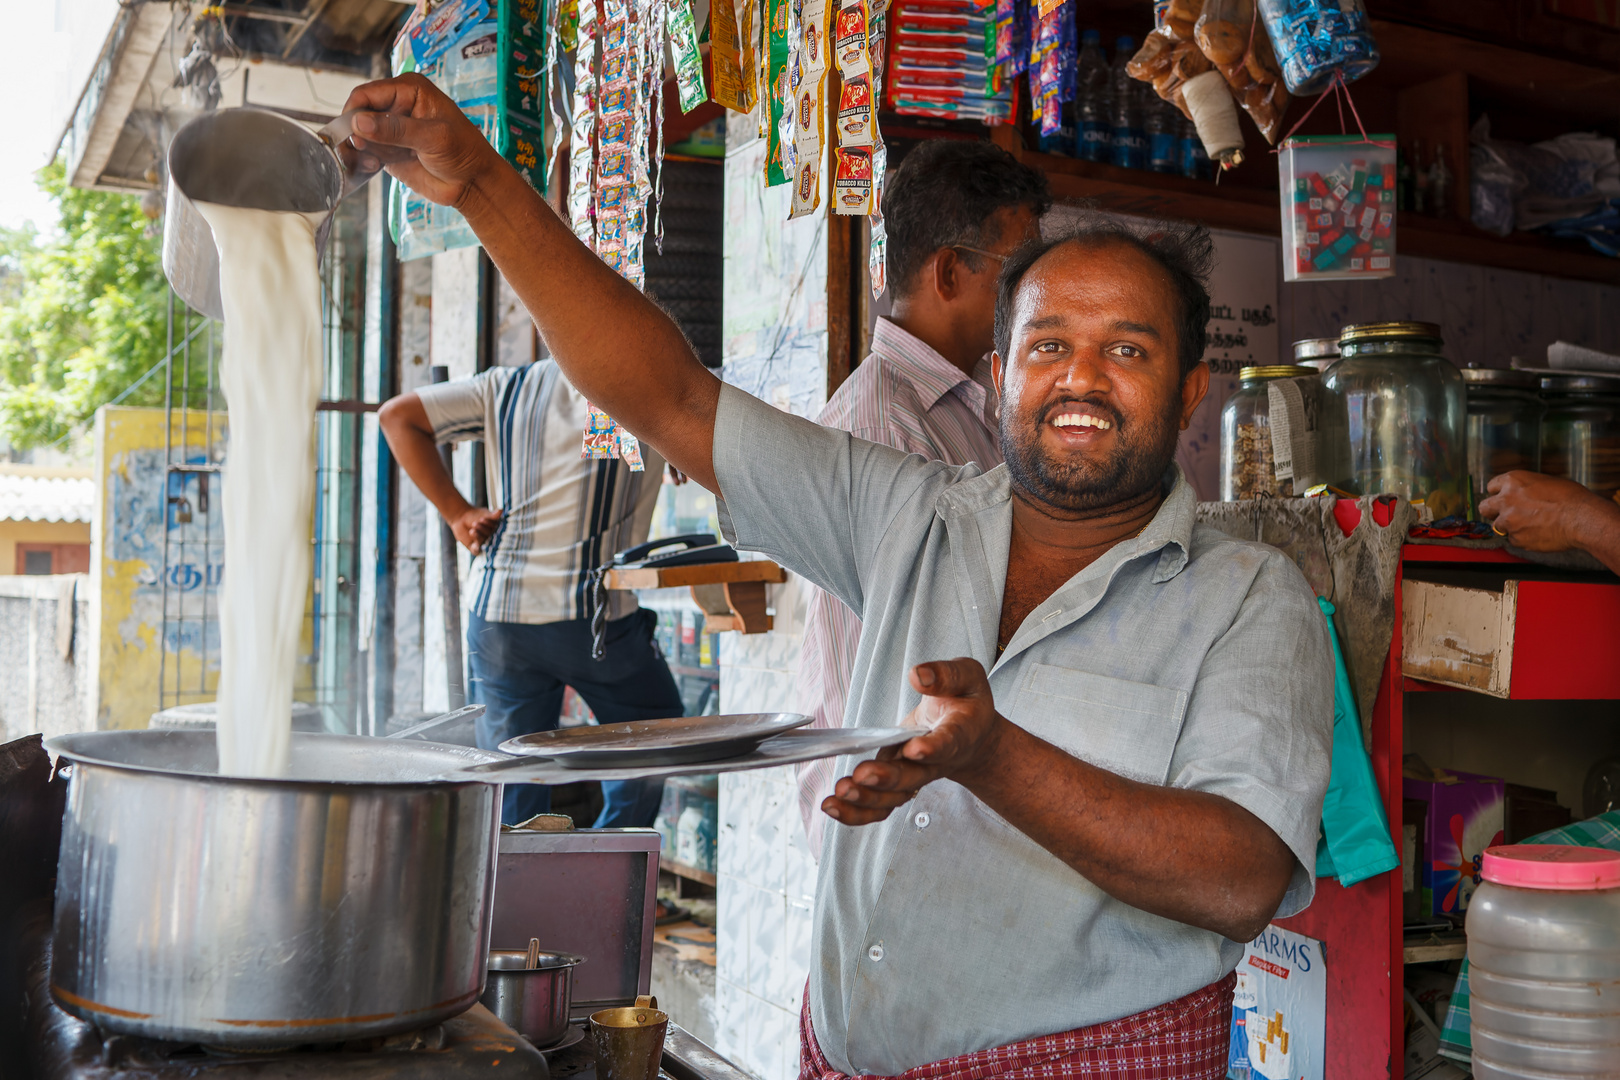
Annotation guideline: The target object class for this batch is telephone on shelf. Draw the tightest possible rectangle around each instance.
[611,533,738,570]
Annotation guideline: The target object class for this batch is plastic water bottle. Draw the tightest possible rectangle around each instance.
[1074,29,1111,162]
[1146,97,1178,174]
[1039,100,1076,157]
[1179,111,1210,180]
[1109,35,1145,170]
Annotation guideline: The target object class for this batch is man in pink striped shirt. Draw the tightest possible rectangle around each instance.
[795,140,1050,855]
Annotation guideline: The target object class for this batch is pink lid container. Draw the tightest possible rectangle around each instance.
[1481,845,1620,891]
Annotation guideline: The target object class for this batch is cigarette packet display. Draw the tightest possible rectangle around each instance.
[1278,134,1397,283]
[887,0,1011,124]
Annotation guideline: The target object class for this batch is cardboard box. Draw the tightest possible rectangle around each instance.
[1402,771,1504,917]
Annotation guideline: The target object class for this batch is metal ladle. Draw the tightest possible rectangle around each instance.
[162,107,386,321]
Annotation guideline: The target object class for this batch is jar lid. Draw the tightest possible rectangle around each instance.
[1339,321,1443,346]
[1540,372,1620,393]
[1292,337,1340,361]
[1239,364,1319,381]
[1461,367,1539,389]
[1481,845,1620,891]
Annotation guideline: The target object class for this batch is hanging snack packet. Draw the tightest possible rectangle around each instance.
[710,0,756,111]
[668,0,707,112]
[869,215,888,298]
[833,145,875,215]
[583,404,621,460]
[835,0,872,79]
[837,73,879,147]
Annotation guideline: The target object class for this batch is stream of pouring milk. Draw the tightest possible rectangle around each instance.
[195,202,326,777]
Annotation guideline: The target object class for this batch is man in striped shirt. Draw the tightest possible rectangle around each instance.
[795,140,1051,855]
[380,361,683,827]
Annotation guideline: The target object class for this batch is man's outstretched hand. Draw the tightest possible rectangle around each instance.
[822,658,1009,826]
[338,73,504,210]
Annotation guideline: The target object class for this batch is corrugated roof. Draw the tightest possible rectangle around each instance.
[0,474,95,524]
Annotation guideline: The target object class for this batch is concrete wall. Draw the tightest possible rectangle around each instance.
[0,574,93,744]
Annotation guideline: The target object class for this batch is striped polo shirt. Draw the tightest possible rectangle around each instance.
[417,361,665,625]
[794,318,1003,853]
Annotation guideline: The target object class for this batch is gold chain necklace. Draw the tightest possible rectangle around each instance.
[995,519,1152,655]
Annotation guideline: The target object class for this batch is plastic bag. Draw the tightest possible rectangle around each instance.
[1196,0,1290,144]
[1313,596,1401,889]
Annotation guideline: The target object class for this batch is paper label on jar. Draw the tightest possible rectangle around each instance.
[1267,378,1320,487]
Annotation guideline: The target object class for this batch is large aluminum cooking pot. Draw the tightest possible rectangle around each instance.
[46,729,503,1049]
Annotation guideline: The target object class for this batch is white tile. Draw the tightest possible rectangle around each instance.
[749,780,788,894]
[783,812,819,904]
[746,996,798,1080]
[713,977,748,1066]
[746,883,783,999]
[716,876,748,988]
[717,774,748,879]
[780,897,815,1013]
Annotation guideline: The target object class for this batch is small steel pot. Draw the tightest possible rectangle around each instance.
[480,950,585,1048]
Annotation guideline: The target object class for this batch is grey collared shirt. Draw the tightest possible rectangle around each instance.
[711,383,1333,1074]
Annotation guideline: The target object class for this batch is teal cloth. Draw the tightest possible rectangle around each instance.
[1437,811,1620,1065]
[1313,597,1401,888]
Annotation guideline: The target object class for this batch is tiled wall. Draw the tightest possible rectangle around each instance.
[715,107,828,1080]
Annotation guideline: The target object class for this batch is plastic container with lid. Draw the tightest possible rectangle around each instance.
[1219,364,1320,500]
[1292,337,1340,371]
[1322,321,1467,518]
[1466,845,1620,1079]
[1539,372,1620,499]
[1462,368,1544,505]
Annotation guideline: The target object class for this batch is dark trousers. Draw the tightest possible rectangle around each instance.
[467,608,681,827]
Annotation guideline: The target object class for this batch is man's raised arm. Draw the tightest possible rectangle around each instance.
[340,74,722,490]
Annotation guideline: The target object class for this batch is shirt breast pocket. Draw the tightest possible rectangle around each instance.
[1011,665,1190,786]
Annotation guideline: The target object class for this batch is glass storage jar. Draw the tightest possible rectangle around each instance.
[1292,337,1340,372]
[1462,367,1543,506]
[1322,321,1467,518]
[1220,364,1320,500]
[1539,373,1620,499]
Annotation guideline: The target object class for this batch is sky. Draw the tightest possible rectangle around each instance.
[0,0,120,235]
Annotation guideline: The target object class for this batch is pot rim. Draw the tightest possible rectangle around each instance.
[46,730,506,788]
[488,951,588,972]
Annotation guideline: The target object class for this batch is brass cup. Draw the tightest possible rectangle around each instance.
[590,996,668,1080]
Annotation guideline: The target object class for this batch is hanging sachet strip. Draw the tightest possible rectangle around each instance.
[568,0,600,243]
[787,0,830,219]
[765,0,796,186]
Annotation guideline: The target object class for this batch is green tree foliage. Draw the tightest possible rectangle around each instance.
[0,162,180,448]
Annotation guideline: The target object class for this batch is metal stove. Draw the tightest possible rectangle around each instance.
[21,926,550,1079]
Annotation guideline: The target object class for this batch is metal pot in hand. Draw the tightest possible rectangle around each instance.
[46,730,504,1049]
[162,107,378,321]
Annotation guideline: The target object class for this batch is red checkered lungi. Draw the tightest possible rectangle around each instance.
[798,971,1236,1080]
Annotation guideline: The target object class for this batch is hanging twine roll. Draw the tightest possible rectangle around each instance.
[1184,70,1245,167]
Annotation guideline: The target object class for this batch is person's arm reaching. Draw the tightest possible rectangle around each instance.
[1480,470,1620,576]
[379,392,503,553]
[341,74,722,490]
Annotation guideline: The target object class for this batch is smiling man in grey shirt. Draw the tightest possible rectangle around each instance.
[345,74,1334,1080]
